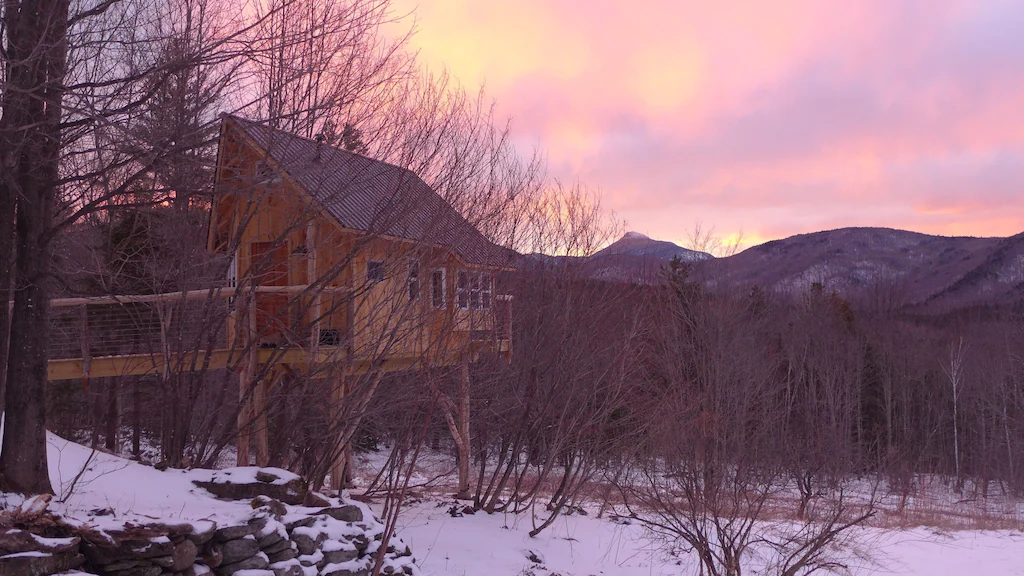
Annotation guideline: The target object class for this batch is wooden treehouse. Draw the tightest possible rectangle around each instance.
[44,115,515,486]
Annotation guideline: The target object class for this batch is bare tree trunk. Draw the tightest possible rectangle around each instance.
[441,358,473,499]
[944,337,966,491]
[0,208,12,415]
[456,359,472,499]
[0,0,70,496]
[105,378,118,452]
[328,376,354,491]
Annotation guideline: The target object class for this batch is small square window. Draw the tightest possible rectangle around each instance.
[367,260,385,283]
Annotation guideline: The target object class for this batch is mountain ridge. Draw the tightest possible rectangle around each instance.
[577,227,1024,310]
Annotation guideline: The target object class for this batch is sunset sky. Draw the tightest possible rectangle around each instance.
[393,0,1024,250]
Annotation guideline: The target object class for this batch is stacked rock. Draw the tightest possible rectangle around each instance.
[79,521,214,576]
[206,501,302,576]
[209,500,416,576]
[0,529,85,576]
[2,467,422,576]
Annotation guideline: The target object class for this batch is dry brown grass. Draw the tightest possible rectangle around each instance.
[350,450,1024,531]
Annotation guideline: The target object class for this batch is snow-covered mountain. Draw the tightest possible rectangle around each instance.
[592,231,712,262]
[573,232,712,282]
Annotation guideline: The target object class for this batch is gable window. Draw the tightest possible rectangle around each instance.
[407,259,420,301]
[457,270,469,309]
[431,268,446,309]
[367,260,385,283]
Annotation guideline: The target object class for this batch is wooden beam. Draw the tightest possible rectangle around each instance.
[45,340,510,381]
[43,285,350,309]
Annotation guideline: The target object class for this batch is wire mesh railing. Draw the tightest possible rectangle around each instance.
[34,283,510,379]
[47,291,232,362]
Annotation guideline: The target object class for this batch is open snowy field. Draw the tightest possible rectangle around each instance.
[392,498,1024,576]
[3,427,1024,575]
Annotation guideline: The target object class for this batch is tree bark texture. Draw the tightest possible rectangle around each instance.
[0,0,71,494]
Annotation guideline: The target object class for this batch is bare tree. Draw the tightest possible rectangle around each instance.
[943,336,966,490]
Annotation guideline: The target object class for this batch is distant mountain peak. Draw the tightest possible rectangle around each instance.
[621,231,650,241]
[594,231,713,263]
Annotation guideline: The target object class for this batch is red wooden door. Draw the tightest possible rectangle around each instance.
[251,241,289,344]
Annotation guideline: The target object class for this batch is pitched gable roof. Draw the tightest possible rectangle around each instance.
[224,115,515,268]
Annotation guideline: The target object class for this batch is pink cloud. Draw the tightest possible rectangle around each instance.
[396,0,1024,247]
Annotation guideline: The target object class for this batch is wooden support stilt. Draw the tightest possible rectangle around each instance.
[236,368,251,466]
[237,294,258,466]
[342,377,353,485]
[252,369,273,467]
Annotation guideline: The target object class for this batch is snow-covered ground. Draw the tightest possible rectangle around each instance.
[392,499,1024,576]
[348,446,1024,575]
[3,427,1024,575]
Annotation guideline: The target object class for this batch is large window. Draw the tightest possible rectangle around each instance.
[431,268,446,309]
[407,259,420,301]
[367,260,385,283]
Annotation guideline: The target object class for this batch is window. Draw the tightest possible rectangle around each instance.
[367,260,385,283]
[481,273,492,310]
[469,272,481,309]
[227,251,238,304]
[407,259,420,301]
[457,270,469,309]
[458,271,492,310]
[227,251,238,288]
[431,268,446,309]
[319,329,340,347]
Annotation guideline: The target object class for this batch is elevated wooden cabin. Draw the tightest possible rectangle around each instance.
[206,115,515,477]
[208,115,514,371]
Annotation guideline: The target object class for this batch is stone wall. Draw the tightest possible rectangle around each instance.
[1,473,421,576]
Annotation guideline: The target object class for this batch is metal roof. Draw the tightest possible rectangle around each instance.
[226,115,515,267]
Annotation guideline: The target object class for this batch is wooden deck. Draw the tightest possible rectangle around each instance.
[47,340,511,381]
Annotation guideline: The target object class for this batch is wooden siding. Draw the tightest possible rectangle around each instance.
[210,126,503,367]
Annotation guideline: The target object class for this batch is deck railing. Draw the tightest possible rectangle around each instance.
[30,285,511,380]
